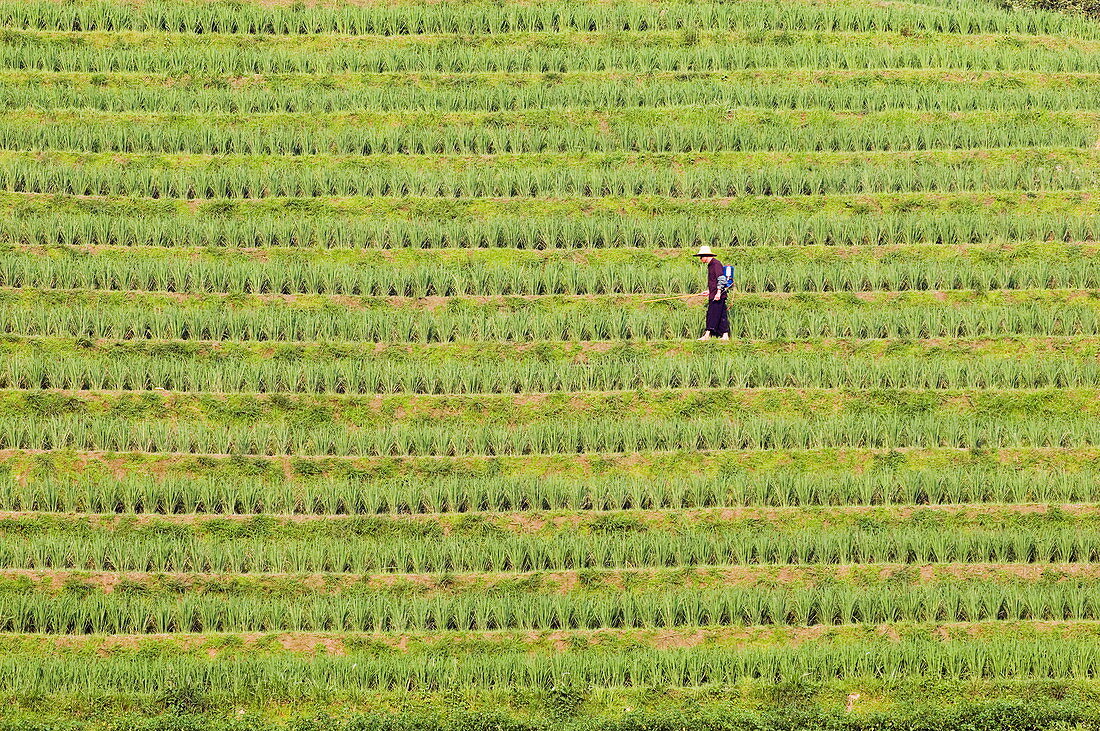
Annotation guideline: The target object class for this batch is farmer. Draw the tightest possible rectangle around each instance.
[694,245,730,341]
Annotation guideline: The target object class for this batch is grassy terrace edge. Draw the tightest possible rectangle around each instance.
[3,446,1097,479]
[5,146,1100,166]
[6,286,1099,306]
[5,334,1100,358]
[10,189,1100,220]
[11,68,1100,88]
[5,562,1099,593]
[4,688,1100,731]
[3,387,1098,424]
[3,698,1100,731]
[7,27,1100,50]
[2,502,1095,531]
[6,241,1099,263]
[5,621,1100,658]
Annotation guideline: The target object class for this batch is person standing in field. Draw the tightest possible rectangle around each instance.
[695,245,731,341]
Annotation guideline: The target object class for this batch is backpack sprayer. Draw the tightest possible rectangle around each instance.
[716,265,734,295]
[642,265,734,304]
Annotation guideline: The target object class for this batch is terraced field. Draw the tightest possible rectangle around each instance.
[7,0,1100,728]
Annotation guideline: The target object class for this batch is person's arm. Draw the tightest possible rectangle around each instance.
[707,261,719,299]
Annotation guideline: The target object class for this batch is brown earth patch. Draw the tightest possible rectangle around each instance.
[876,624,901,641]
[651,628,708,650]
[279,634,346,656]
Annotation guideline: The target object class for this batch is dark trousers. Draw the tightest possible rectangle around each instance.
[705,299,729,336]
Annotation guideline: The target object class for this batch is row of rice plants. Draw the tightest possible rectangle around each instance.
[4,253,1098,295]
[6,467,1097,513]
[7,527,1100,572]
[9,584,1100,634]
[5,413,1099,455]
[10,352,1100,393]
[17,77,1100,116]
[6,32,1100,75]
[2,296,1096,342]
[10,639,1100,694]
[1,110,1087,154]
[7,154,1100,198]
[12,211,1100,249]
[3,0,1088,36]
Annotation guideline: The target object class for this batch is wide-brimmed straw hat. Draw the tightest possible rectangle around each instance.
[693,245,715,257]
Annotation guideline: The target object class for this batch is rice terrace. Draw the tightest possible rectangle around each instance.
[9,0,1100,728]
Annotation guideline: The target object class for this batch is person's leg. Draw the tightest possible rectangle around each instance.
[701,300,721,339]
[699,301,713,340]
[717,300,730,339]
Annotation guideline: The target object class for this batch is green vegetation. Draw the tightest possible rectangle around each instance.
[6,0,1100,727]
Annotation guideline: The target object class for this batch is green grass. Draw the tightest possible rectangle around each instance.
[5,0,1100,722]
